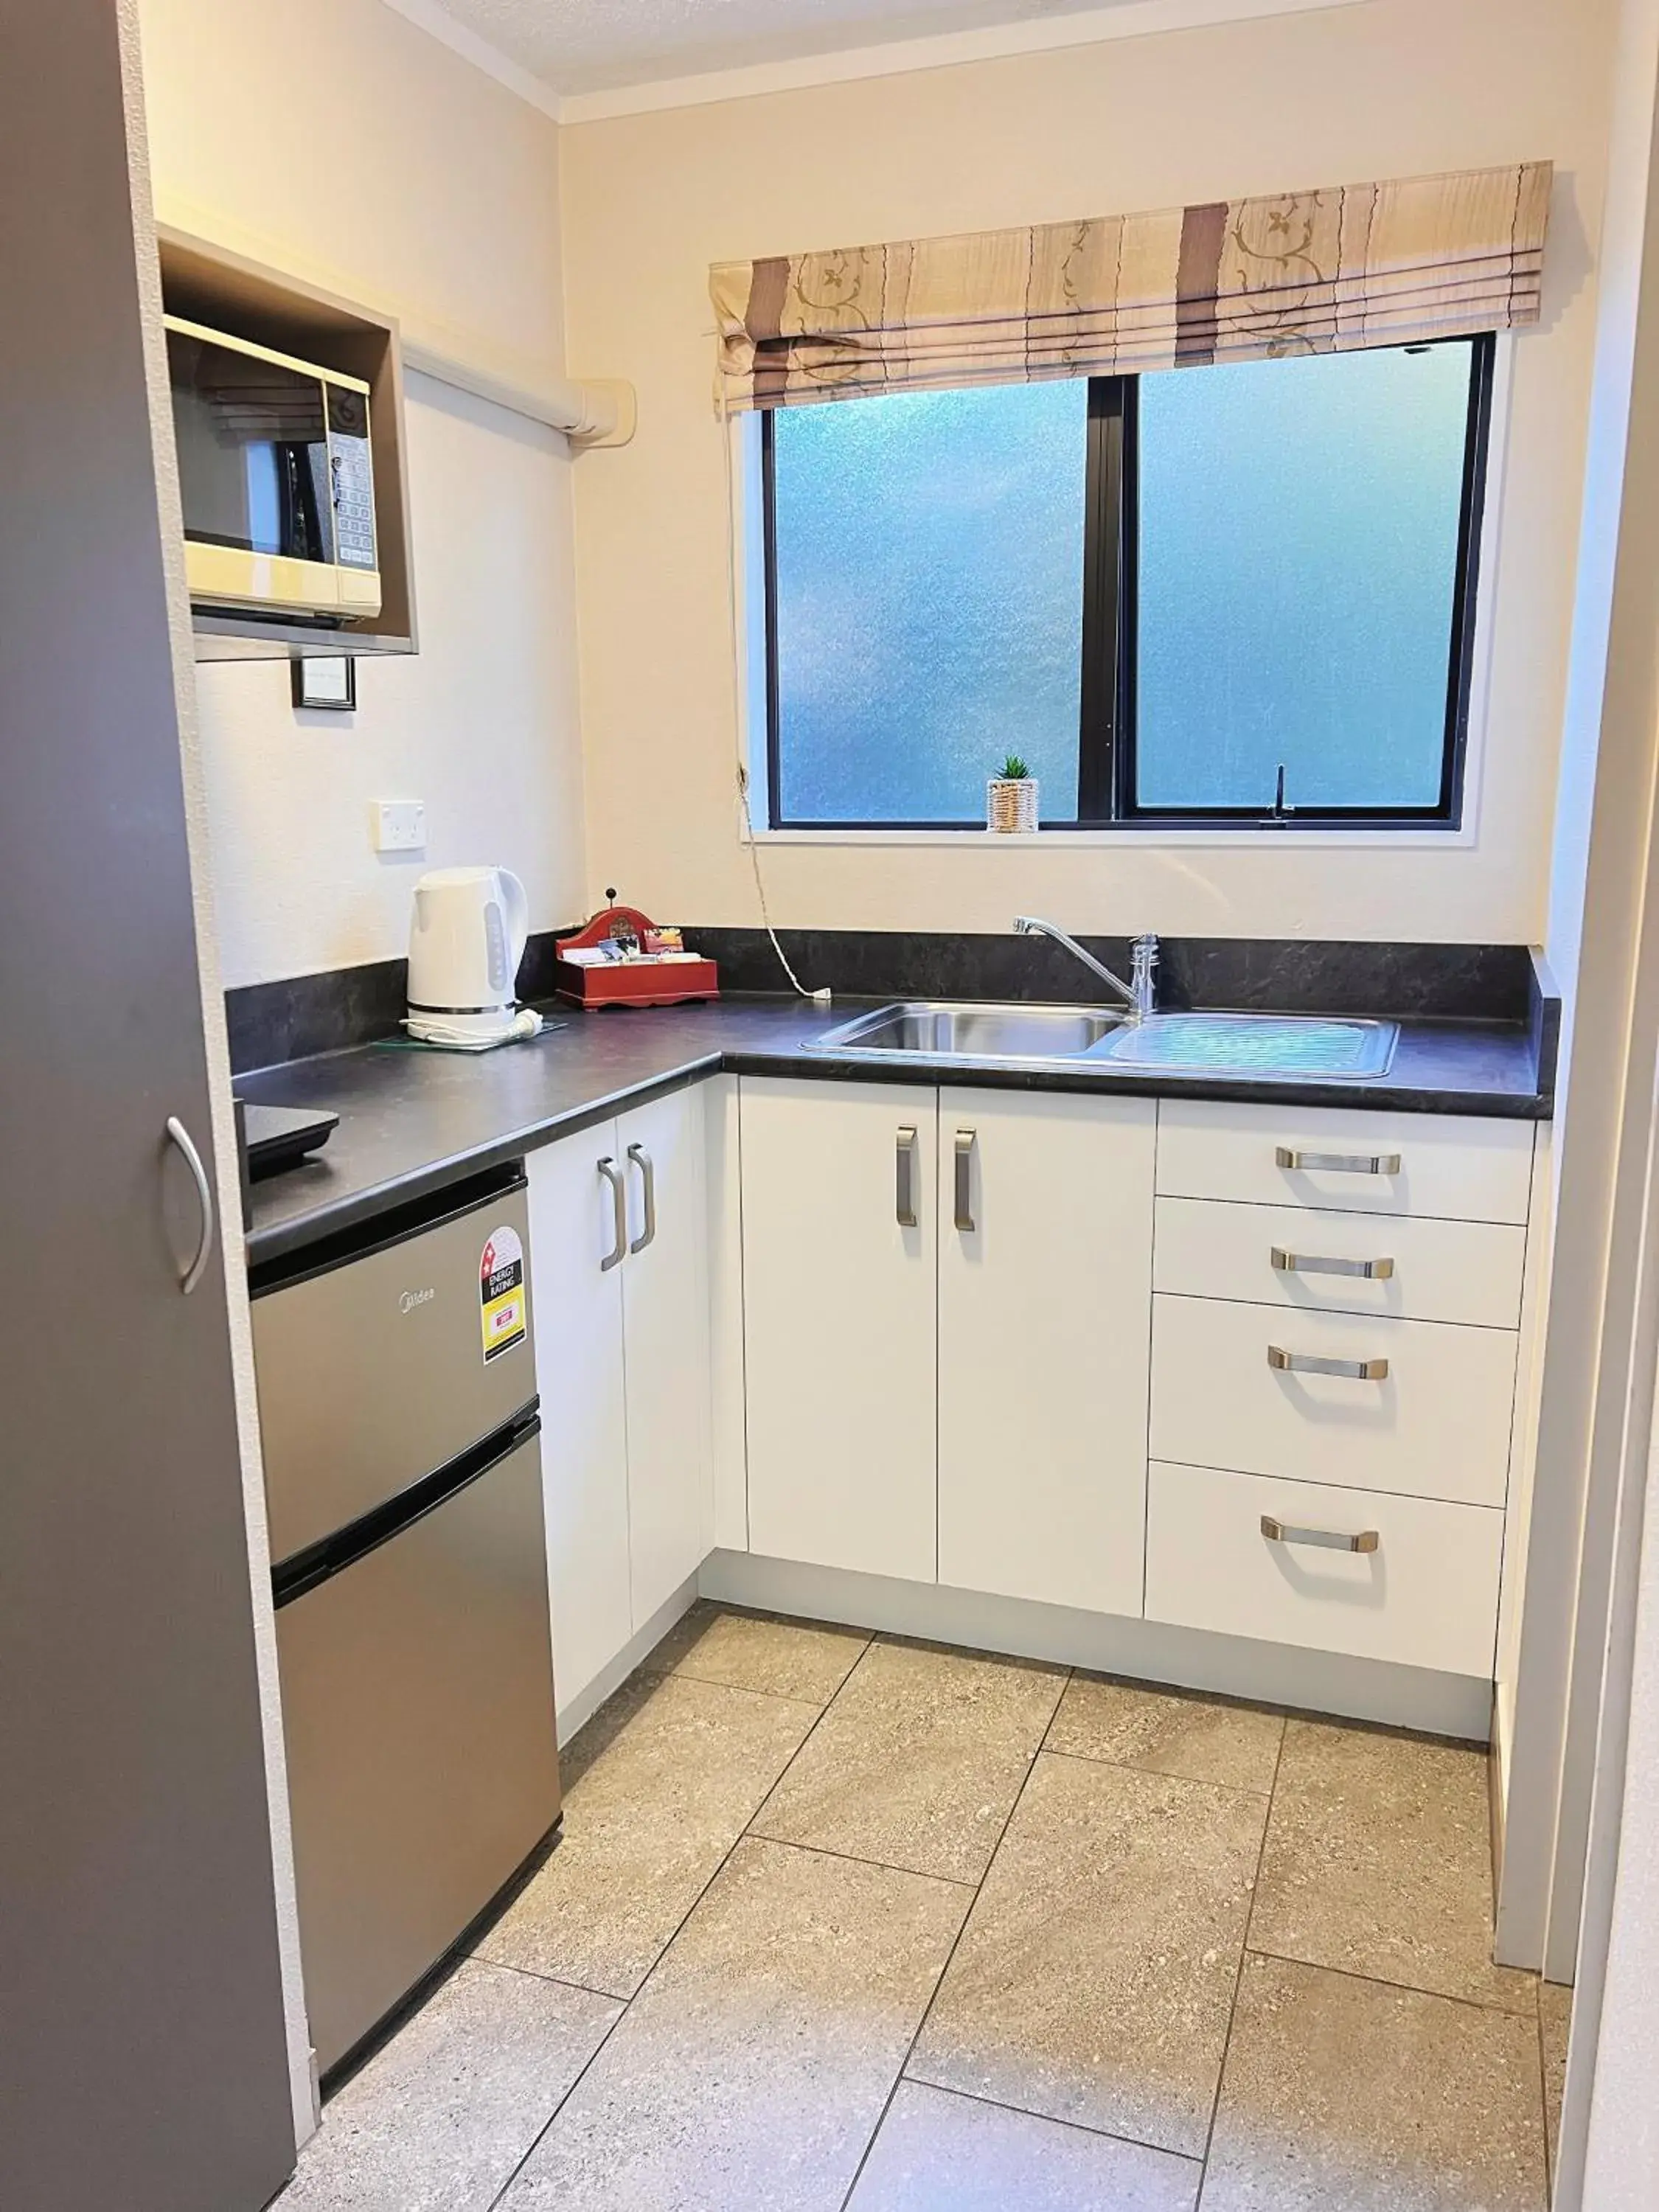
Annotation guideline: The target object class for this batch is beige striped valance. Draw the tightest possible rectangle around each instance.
[709,161,1551,410]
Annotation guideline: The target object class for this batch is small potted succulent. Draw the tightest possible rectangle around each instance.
[987,753,1038,835]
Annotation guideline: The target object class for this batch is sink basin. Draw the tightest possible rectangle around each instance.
[805,1001,1399,1081]
[1095,1012,1398,1080]
[804,1001,1125,1065]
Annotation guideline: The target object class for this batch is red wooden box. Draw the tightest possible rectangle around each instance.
[554,904,720,1010]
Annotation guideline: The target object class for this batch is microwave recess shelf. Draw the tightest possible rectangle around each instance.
[157,226,418,661]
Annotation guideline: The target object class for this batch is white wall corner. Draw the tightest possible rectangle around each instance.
[377,0,561,119]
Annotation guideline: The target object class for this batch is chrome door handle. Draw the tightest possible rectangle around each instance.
[627,1143,657,1253]
[165,1115,216,1296]
[954,1130,975,1232]
[597,1156,627,1270]
[1267,1344,1389,1380]
[1262,1514,1380,1555]
[1276,1145,1402,1175]
[896,1126,919,1228]
[1270,1247,1395,1281]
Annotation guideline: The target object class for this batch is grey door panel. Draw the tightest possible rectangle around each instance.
[0,5,296,2206]
[278,1433,561,2073]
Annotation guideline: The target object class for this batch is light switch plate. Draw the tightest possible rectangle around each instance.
[372,800,425,853]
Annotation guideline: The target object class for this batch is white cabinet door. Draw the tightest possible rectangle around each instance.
[1146,1461,1503,1676]
[527,1123,633,1723]
[1150,1293,1518,1507]
[706,1073,750,1553]
[1155,1101,1535,1222]
[1152,1196,1527,1329]
[938,1091,1156,1615]
[619,1084,712,1629]
[741,1077,938,1581]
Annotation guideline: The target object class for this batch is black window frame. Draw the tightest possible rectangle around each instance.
[759,332,1496,832]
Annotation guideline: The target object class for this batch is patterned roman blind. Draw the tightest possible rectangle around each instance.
[709,162,1551,410]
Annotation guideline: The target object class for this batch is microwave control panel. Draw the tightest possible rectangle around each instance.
[327,383,378,571]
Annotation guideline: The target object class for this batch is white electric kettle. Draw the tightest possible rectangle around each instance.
[406,866,534,1047]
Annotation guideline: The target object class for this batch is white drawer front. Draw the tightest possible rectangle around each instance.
[1156,1101,1534,1222]
[1153,1197,1526,1329]
[1150,1294,1517,1506]
[1146,1461,1502,1677]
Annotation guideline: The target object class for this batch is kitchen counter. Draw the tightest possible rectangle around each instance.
[237,994,1554,1269]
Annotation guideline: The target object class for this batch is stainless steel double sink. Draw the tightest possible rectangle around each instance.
[803,1001,1399,1082]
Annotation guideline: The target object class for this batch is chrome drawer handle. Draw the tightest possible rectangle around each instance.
[627,1143,657,1253]
[597,1156,627,1271]
[1271,1246,1395,1281]
[954,1130,975,1233]
[1267,1344,1389,1381]
[1262,1514,1380,1555]
[1276,1145,1402,1175]
[896,1126,919,1228]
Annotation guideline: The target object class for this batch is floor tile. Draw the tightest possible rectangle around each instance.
[1046,1675,1284,1794]
[1249,1720,1534,2013]
[648,1601,869,1704]
[498,1837,967,2212]
[908,1752,1266,2157]
[476,1671,815,1997]
[273,1960,618,2212]
[845,2081,1200,2211]
[1540,1980,1572,2185]
[750,1637,1066,1882]
[1203,1953,1548,2211]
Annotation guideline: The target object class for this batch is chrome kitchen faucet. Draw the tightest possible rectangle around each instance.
[1012,916,1159,1019]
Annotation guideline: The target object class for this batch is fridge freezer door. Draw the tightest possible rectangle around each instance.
[254,1182,535,1562]
[277,1428,560,2077]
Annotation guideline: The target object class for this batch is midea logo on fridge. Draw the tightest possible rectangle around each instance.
[399,1287,437,1315]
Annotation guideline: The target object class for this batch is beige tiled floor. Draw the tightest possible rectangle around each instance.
[277,1605,1562,2212]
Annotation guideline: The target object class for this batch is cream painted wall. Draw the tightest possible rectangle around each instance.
[139,0,565,377]
[561,0,1613,939]
[192,377,583,984]
[137,0,585,987]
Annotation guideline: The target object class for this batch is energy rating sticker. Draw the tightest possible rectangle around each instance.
[479,1225,527,1363]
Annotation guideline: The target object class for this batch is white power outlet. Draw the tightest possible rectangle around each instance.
[372,800,425,853]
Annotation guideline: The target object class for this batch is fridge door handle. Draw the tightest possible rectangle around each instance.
[165,1115,216,1295]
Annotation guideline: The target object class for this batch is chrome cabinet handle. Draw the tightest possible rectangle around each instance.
[1276,1145,1402,1175]
[1262,1513,1380,1555]
[627,1143,657,1253]
[1267,1344,1390,1381]
[954,1130,976,1232]
[896,1127,919,1228]
[597,1156,627,1271]
[165,1115,216,1295]
[1271,1246,1395,1281]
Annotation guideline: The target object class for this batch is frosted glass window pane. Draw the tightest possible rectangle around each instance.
[1135,344,1472,812]
[771,383,1086,822]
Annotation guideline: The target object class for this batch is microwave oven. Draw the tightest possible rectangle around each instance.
[164,315,382,622]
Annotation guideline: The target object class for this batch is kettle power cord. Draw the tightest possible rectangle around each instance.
[736,758,832,1007]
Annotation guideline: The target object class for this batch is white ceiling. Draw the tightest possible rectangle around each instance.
[402,0,1150,100]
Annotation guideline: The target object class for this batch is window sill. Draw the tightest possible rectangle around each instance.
[746,824,1476,851]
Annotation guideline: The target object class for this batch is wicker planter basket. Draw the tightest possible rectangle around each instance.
[987,777,1038,834]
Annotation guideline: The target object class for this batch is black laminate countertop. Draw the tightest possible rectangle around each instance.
[237,994,1553,1269]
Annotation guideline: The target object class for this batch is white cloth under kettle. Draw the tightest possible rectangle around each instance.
[406,865,535,1046]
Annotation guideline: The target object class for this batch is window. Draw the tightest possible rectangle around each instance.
[759,336,1493,830]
